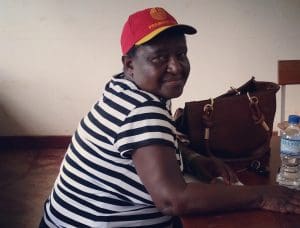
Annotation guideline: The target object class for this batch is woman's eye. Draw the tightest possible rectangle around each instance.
[178,52,187,59]
[152,55,168,63]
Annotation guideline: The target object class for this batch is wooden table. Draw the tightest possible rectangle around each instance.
[181,136,300,228]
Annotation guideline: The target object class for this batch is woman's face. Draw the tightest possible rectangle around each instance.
[124,32,190,99]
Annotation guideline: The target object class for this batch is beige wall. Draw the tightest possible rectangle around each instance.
[0,0,299,136]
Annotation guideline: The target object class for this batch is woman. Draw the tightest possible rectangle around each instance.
[40,7,300,228]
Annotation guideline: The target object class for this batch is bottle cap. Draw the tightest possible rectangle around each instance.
[288,115,300,124]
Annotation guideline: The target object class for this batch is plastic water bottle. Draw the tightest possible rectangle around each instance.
[276,115,300,189]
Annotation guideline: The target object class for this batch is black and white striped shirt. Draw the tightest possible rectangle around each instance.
[42,73,183,227]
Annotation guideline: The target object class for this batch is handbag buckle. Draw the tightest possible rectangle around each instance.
[203,98,214,113]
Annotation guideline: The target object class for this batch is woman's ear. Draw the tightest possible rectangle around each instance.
[122,55,134,78]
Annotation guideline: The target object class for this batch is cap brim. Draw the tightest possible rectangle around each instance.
[136,24,197,46]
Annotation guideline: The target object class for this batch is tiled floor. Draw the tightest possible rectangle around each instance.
[0,148,65,228]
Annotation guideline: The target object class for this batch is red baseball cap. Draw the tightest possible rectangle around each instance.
[120,7,197,55]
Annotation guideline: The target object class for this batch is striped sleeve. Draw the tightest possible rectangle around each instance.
[115,100,176,158]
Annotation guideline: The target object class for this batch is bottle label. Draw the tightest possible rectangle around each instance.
[280,138,300,156]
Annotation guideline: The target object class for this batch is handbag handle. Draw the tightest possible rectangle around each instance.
[247,93,270,131]
[202,99,214,157]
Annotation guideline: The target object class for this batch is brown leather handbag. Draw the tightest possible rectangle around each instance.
[175,77,280,162]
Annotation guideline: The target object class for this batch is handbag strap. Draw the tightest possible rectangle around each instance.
[247,92,270,132]
[202,99,214,157]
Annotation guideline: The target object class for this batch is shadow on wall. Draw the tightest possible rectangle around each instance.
[0,98,29,136]
[0,75,30,136]
[0,70,31,136]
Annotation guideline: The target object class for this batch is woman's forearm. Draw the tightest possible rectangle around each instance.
[173,182,263,215]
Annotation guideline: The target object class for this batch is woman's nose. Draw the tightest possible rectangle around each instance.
[167,56,182,74]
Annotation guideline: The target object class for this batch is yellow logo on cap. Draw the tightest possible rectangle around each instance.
[150,7,168,20]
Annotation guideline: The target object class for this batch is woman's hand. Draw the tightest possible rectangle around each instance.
[191,155,240,185]
[207,156,240,185]
[260,185,300,214]
[180,142,239,184]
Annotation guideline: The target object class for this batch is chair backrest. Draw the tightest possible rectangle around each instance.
[278,60,300,122]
